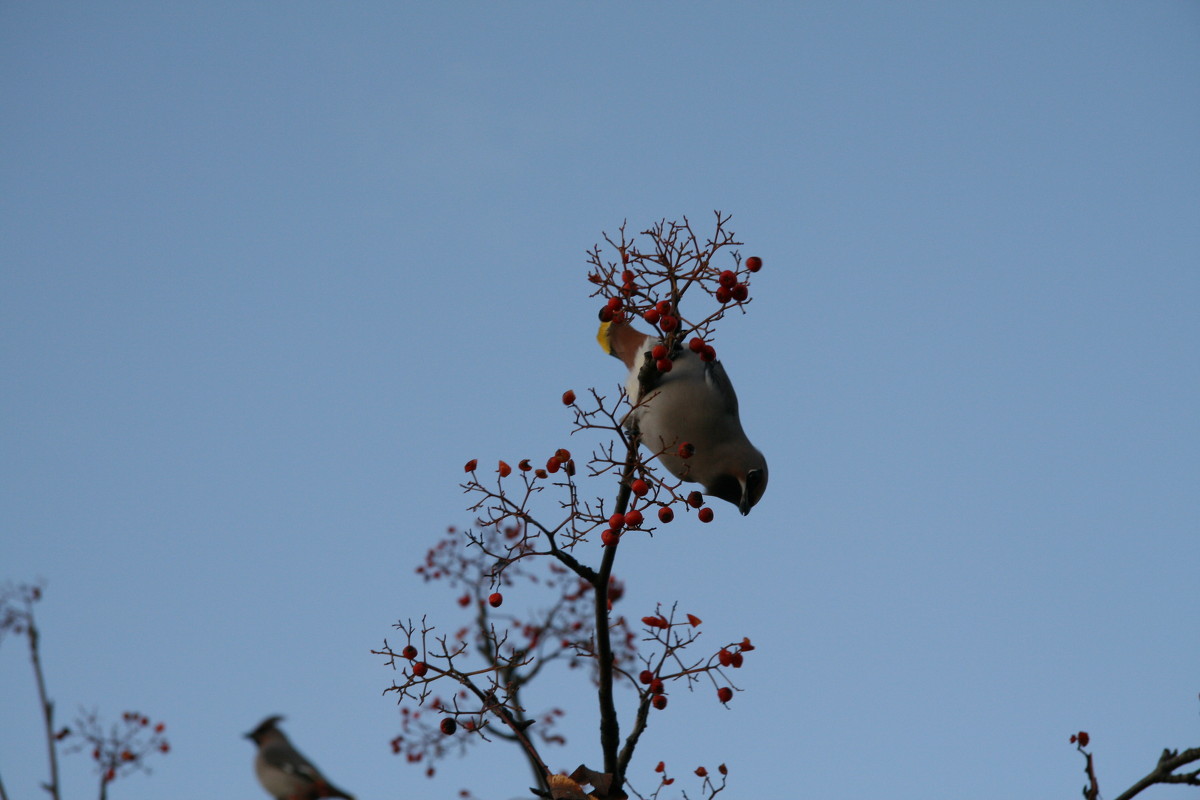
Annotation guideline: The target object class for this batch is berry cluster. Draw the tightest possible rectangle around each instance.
[589,215,764,381]
[633,607,754,722]
[65,709,171,787]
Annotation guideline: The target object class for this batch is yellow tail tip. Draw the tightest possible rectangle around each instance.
[596,320,613,355]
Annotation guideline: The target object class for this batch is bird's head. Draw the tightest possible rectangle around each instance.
[245,715,285,745]
[706,459,768,516]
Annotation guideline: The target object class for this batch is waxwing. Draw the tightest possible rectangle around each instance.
[598,319,768,514]
[246,716,355,800]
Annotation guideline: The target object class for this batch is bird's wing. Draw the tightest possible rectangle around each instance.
[262,741,322,785]
[702,359,741,417]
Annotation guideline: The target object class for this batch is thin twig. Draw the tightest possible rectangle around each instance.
[28,610,61,800]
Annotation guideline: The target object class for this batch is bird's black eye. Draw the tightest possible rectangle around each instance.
[745,468,766,505]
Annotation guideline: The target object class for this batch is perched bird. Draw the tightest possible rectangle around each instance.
[598,319,767,514]
[246,716,355,800]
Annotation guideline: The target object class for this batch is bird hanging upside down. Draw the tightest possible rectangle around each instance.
[598,318,768,514]
[246,716,355,800]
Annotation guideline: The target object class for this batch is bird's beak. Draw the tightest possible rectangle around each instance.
[739,492,752,516]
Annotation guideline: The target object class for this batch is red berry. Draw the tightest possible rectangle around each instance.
[715,286,732,304]
[518,459,532,472]
[643,308,661,325]
[606,297,622,311]
[412,661,428,677]
[658,506,674,523]
[631,478,649,496]
[718,648,733,666]
[688,337,705,352]
[677,442,695,459]
[652,695,668,710]
[464,459,478,473]
[488,592,503,608]
[745,256,763,272]
[731,652,744,668]
[656,358,673,373]
[651,344,668,360]
[624,509,644,527]
[609,513,625,530]
[698,507,714,523]
[498,460,512,477]
[731,284,748,302]
[719,270,737,288]
[655,300,672,315]
[440,718,457,735]
[658,315,678,332]
[655,761,666,773]
[556,448,571,461]
[639,670,654,684]
[402,644,418,660]
[687,491,704,508]
[700,345,716,362]
[622,268,634,282]
[717,687,733,703]
[1077,731,1090,747]
[601,528,620,546]
[695,766,709,777]
[562,390,576,405]
[650,678,664,694]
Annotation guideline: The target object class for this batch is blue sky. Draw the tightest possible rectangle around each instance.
[2,3,1197,799]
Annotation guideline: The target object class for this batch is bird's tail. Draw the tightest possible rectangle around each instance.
[597,319,650,369]
[597,319,613,355]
